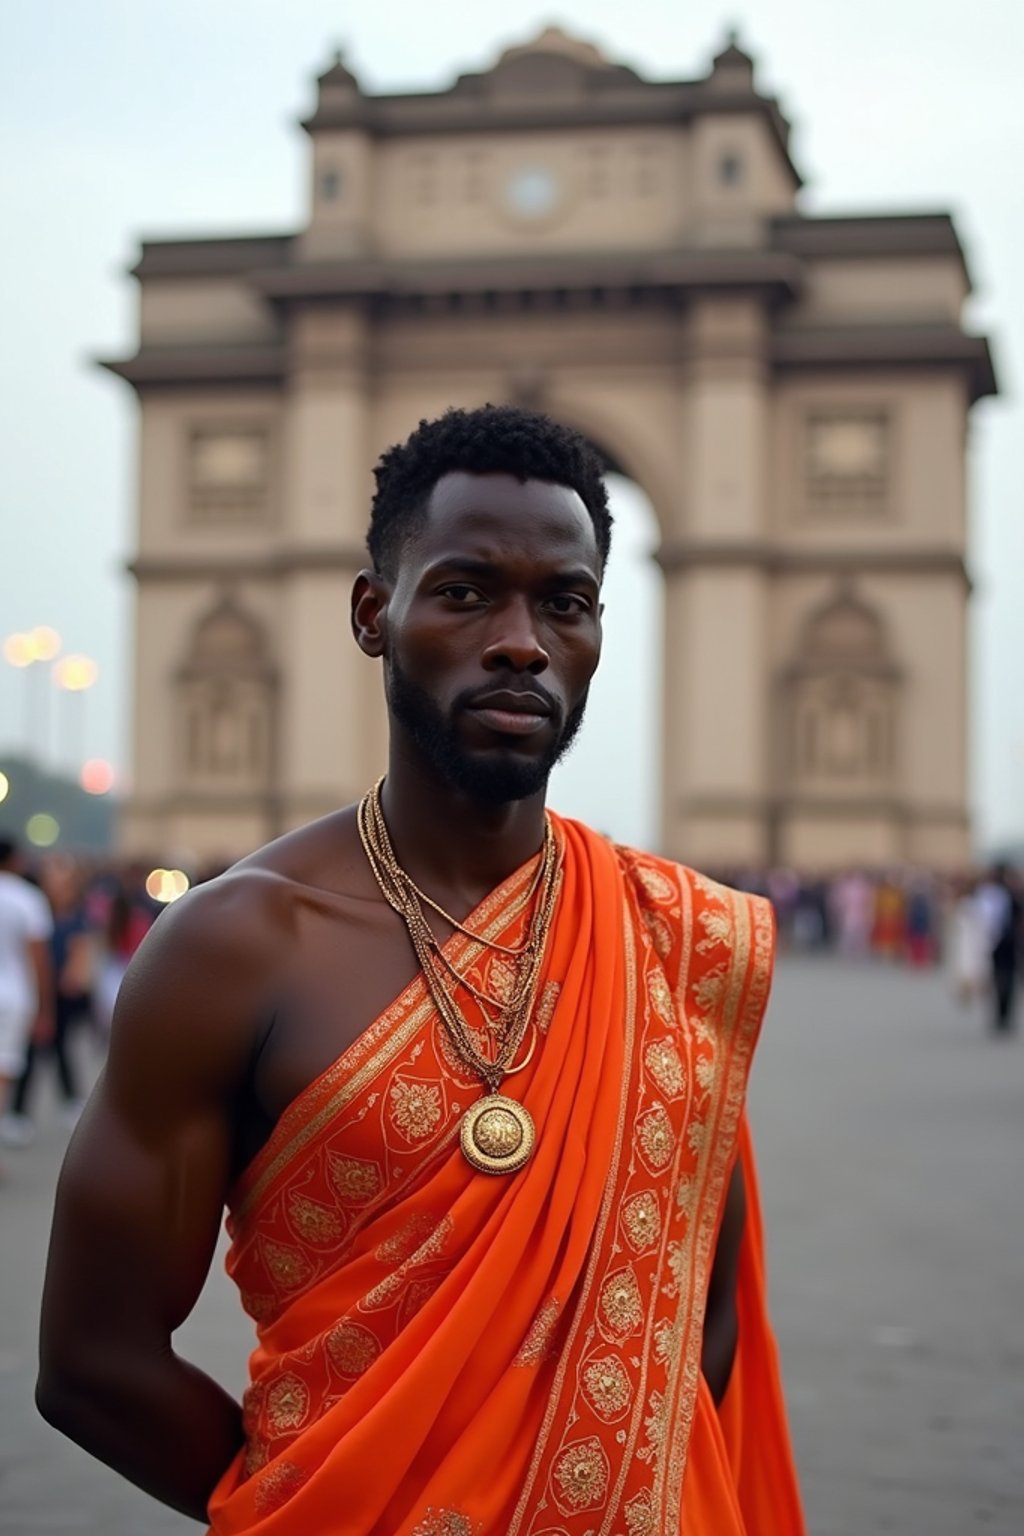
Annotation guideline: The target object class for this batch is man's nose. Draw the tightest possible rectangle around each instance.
[481,598,550,675]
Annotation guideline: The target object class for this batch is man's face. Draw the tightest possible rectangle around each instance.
[379,471,603,804]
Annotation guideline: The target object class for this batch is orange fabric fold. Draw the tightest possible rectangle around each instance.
[207,816,802,1535]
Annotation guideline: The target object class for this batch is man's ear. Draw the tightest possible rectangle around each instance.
[351,569,390,658]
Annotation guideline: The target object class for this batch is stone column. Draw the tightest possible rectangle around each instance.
[661,295,773,866]
[278,305,386,828]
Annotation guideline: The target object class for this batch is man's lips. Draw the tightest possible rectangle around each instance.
[464,689,555,737]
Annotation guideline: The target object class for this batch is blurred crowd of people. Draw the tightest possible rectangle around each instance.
[717,862,1022,1029]
[0,840,1020,1164]
[0,839,162,1153]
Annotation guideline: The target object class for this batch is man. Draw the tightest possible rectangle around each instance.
[975,863,1021,1032]
[5,856,90,1142]
[0,837,53,1159]
[39,406,804,1533]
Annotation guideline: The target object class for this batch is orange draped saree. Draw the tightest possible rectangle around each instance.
[208,816,804,1535]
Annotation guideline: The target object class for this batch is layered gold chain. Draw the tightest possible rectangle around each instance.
[356,779,561,1095]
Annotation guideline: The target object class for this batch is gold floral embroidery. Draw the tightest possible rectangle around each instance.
[397,1275,443,1326]
[534,979,561,1034]
[265,1372,310,1434]
[636,1389,668,1463]
[259,1237,313,1291]
[375,1210,439,1262]
[362,1216,454,1311]
[694,1055,716,1091]
[514,1297,561,1366]
[635,1105,676,1172]
[253,1460,307,1514]
[635,864,676,903]
[243,1438,268,1477]
[692,964,727,1012]
[696,906,734,952]
[641,908,674,962]
[643,1038,685,1098]
[286,1191,345,1247]
[411,1507,477,1536]
[624,1488,655,1533]
[621,1190,660,1254]
[675,1174,694,1214]
[389,1079,443,1141]
[552,1436,610,1512]
[240,1290,276,1324]
[484,955,518,1005]
[692,869,725,902]
[688,1010,714,1046]
[434,1019,484,1079]
[581,1354,633,1420]
[653,1318,678,1367]
[326,1152,382,1203]
[599,1267,644,1336]
[686,1120,707,1155]
[325,1320,380,1377]
[647,970,677,1027]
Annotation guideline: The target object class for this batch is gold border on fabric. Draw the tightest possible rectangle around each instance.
[592,864,693,1536]
[657,888,774,1528]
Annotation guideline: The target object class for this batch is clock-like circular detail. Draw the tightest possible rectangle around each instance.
[504,165,561,219]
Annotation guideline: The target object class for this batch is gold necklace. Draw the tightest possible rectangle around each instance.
[361,782,542,960]
[357,780,560,1174]
[361,780,554,1026]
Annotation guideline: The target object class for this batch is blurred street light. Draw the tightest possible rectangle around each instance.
[0,771,9,804]
[26,812,59,847]
[146,868,190,903]
[53,654,98,692]
[3,632,35,667]
[80,758,115,795]
[29,626,62,662]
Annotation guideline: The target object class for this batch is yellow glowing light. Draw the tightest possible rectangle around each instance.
[26,813,59,848]
[0,772,9,804]
[3,632,34,667]
[54,654,98,692]
[29,626,62,662]
[145,867,190,904]
[80,758,115,795]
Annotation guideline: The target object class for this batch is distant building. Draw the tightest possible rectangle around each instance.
[102,27,995,868]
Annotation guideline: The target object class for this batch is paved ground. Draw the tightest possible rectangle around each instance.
[1,959,1021,1534]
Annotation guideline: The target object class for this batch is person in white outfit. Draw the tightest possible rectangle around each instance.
[0,837,54,1152]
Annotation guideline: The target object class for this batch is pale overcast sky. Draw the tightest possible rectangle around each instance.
[1,0,1020,852]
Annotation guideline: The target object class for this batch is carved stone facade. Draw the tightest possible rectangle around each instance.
[103,27,995,868]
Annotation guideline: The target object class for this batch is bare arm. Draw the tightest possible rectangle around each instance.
[701,1159,746,1405]
[37,874,283,1522]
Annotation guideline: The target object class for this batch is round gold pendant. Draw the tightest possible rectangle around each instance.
[460,1093,536,1175]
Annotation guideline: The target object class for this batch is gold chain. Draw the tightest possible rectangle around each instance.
[357,780,561,1095]
[360,784,543,958]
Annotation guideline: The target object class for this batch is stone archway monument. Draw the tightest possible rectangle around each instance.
[104,27,995,868]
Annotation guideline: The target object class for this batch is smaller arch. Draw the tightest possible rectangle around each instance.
[792,585,900,680]
[177,591,276,683]
[176,592,278,789]
[781,583,901,794]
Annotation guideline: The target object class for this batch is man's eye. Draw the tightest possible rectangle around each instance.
[546,594,589,615]
[440,584,485,605]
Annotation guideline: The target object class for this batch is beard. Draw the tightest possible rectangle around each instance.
[386,658,589,806]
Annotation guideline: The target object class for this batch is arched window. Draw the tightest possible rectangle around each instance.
[176,595,278,791]
[782,588,901,796]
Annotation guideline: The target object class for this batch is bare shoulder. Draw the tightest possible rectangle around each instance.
[126,805,365,1002]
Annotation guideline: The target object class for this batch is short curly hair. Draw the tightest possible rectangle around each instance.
[367,404,612,577]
